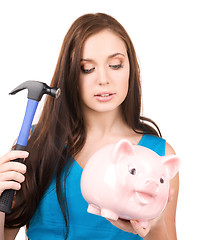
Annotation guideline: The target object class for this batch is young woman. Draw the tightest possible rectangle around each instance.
[0,13,179,239]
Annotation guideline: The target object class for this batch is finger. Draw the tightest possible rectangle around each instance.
[130,220,151,238]
[0,181,21,196]
[0,151,29,164]
[0,171,25,183]
[107,218,137,234]
[0,162,27,174]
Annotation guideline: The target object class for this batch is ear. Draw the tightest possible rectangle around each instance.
[162,155,180,180]
[111,139,134,163]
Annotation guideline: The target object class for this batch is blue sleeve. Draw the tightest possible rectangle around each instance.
[139,135,166,156]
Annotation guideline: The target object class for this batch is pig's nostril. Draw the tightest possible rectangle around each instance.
[144,180,159,194]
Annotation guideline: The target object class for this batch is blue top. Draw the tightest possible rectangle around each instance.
[27,135,166,240]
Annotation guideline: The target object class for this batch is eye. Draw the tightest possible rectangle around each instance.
[81,66,95,74]
[109,64,123,70]
[160,178,164,184]
[128,166,136,175]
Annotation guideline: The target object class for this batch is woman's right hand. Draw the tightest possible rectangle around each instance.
[0,151,28,196]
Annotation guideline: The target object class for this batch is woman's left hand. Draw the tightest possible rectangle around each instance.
[106,187,174,238]
[106,218,152,238]
[106,189,175,238]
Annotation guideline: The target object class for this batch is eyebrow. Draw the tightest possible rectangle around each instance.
[108,52,125,58]
[80,52,125,62]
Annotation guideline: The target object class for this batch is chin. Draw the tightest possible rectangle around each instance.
[84,105,119,114]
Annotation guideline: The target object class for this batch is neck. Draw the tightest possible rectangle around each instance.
[83,108,127,137]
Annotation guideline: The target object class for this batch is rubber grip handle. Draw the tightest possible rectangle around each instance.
[0,145,26,213]
[0,189,16,214]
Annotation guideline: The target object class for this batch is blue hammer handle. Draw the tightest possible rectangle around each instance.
[17,99,39,147]
[0,99,38,213]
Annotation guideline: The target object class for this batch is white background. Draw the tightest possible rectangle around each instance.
[0,1,200,239]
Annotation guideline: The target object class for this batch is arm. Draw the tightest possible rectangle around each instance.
[4,227,20,240]
[1,212,20,240]
[0,212,5,239]
[143,142,179,240]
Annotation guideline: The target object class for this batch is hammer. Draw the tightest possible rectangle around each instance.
[0,80,60,214]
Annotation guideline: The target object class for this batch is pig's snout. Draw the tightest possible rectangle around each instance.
[143,180,159,196]
[135,180,159,205]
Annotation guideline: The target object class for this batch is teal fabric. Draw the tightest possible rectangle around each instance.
[27,134,166,239]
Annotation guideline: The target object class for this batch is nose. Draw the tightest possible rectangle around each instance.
[143,180,159,195]
[97,67,109,85]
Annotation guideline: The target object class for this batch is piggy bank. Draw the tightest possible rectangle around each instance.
[81,139,180,228]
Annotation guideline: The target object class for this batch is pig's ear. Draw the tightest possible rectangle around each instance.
[162,155,180,180]
[111,139,134,163]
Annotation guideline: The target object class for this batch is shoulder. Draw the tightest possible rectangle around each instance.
[165,141,176,156]
[139,134,166,156]
[137,134,177,158]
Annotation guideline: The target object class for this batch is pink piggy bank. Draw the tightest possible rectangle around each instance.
[81,139,180,228]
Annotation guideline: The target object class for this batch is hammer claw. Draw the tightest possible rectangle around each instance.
[9,82,27,95]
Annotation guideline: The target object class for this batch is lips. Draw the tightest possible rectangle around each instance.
[95,92,115,102]
[95,91,114,96]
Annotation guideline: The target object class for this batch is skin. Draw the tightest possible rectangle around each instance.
[77,30,179,239]
[1,30,179,239]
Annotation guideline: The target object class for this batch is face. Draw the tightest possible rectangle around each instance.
[79,30,130,114]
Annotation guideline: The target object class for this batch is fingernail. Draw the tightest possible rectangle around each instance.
[21,151,29,157]
[130,220,137,226]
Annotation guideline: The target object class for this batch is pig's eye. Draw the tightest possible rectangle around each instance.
[128,166,136,175]
[160,178,164,184]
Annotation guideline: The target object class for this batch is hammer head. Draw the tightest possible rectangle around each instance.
[9,80,61,101]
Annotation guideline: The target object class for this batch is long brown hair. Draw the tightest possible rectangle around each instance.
[5,13,161,236]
